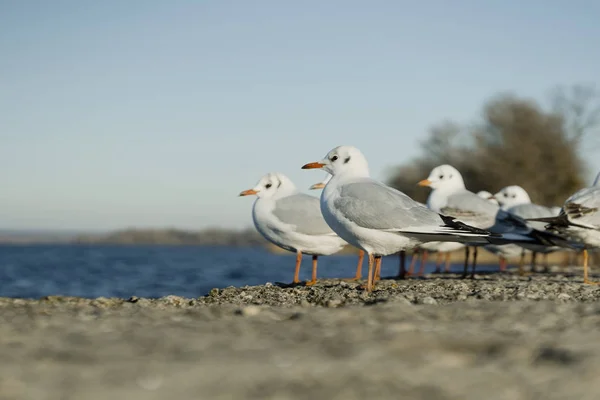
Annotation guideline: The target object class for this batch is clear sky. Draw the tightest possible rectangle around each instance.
[1,1,599,231]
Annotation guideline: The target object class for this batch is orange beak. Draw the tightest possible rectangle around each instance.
[239,189,258,196]
[302,162,326,169]
[309,182,326,190]
[417,179,432,187]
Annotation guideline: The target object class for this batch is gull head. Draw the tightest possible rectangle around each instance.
[302,146,369,178]
[239,172,297,199]
[493,185,531,208]
[309,174,331,190]
[418,164,465,191]
[476,190,499,205]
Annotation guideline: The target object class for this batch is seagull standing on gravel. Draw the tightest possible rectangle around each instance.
[528,172,600,284]
[418,165,571,278]
[492,185,561,273]
[309,174,365,281]
[301,146,498,292]
[239,172,348,285]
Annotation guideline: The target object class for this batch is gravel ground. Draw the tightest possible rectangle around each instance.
[3,271,600,400]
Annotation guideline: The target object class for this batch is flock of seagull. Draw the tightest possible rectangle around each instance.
[239,145,600,292]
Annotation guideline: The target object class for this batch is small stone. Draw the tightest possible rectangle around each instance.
[326,299,342,308]
[422,297,438,305]
[127,296,139,303]
[239,305,261,317]
[557,293,571,301]
[209,288,220,297]
[300,300,311,308]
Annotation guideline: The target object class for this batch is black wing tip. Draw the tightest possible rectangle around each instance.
[439,214,497,236]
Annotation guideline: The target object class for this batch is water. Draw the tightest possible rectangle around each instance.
[0,245,497,299]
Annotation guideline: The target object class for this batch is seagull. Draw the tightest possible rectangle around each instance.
[309,174,365,281]
[418,164,572,278]
[474,188,527,273]
[492,185,561,273]
[240,172,348,285]
[528,172,600,284]
[301,146,501,291]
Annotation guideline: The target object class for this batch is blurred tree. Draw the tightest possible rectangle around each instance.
[387,84,597,206]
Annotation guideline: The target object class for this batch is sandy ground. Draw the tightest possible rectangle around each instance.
[3,270,600,400]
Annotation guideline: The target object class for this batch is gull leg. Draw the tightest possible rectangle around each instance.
[293,251,302,284]
[434,252,443,274]
[396,250,407,279]
[407,249,419,277]
[344,250,364,281]
[530,252,538,273]
[417,250,428,277]
[470,246,478,279]
[364,253,375,292]
[543,253,549,273]
[444,252,451,273]
[461,246,470,279]
[373,256,382,285]
[499,257,507,272]
[305,255,318,286]
[583,249,600,285]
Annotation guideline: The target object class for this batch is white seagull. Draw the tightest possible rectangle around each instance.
[308,174,365,281]
[240,172,348,285]
[418,165,571,278]
[492,185,561,273]
[302,146,500,291]
[528,172,600,284]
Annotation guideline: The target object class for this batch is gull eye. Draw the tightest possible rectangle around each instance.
[265,183,272,189]
[331,155,338,162]
[512,194,516,198]
[503,193,508,197]
[439,174,444,179]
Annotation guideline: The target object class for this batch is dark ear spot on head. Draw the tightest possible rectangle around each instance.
[344,156,351,164]
[277,179,282,188]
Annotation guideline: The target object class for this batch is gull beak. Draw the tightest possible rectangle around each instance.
[302,162,326,169]
[418,179,432,187]
[309,182,326,190]
[239,189,258,196]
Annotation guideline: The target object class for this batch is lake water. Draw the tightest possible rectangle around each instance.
[0,245,497,299]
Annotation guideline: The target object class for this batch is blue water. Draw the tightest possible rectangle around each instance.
[0,245,492,299]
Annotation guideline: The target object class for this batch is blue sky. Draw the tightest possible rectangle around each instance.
[1,1,599,231]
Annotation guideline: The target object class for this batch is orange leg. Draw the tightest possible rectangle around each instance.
[499,257,507,272]
[362,253,375,292]
[293,251,302,283]
[434,252,443,273]
[407,250,419,276]
[444,252,451,273]
[583,249,600,285]
[343,250,364,281]
[305,255,318,286]
[417,250,428,276]
[374,255,382,283]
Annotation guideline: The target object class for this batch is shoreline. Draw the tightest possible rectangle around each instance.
[2,272,600,399]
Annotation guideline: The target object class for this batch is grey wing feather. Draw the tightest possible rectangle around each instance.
[273,193,334,236]
[563,186,600,229]
[441,191,499,229]
[507,203,556,231]
[334,180,442,230]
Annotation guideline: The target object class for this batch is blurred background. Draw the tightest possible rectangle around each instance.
[1,1,599,298]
